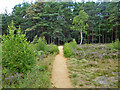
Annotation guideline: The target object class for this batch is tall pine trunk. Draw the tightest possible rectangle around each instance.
[99,17,101,43]
[58,38,60,45]
[112,28,113,42]
[105,33,107,43]
[95,25,96,43]
[92,30,93,43]
[85,33,86,44]
[48,37,50,44]
[115,27,118,40]
[87,29,89,44]
[102,31,104,43]
[51,35,52,43]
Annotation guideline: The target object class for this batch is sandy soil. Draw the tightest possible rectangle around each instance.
[51,46,73,88]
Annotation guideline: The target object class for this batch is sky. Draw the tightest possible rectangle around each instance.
[1,0,111,14]
[0,0,37,14]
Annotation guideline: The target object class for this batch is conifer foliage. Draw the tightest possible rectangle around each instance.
[2,21,36,75]
[2,1,120,44]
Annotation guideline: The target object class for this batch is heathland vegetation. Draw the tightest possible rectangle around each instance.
[2,21,58,88]
[63,39,119,88]
[1,0,119,88]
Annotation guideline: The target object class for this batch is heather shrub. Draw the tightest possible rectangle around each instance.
[17,65,50,88]
[2,21,36,75]
[74,44,119,60]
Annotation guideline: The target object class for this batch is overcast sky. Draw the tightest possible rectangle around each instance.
[0,0,36,14]
[0,0,105,14]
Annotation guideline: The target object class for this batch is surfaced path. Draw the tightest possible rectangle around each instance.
[51,46,73,88]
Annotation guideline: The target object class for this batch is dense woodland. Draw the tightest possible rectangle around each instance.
[2,1,120,44]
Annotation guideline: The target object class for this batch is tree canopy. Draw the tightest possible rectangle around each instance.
[2,1,120,44]
[72,9,88,44]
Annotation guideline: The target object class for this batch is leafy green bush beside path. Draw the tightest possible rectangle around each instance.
[2,21,59,88]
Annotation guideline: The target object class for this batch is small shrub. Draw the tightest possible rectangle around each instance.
[31,35,38,44]
[108,39,120,50]
[33,37,59,55]
[63,43,74,57]
[36,65,48,71]
[35,37,47,51]
[69,73,78,78]
[45,44,59,54]
[2,21,36,75]
[70,39,77,49]
[37,51,44,57]
[63,39,77,57]
[79,84,84,86]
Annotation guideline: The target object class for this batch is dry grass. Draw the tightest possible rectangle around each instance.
[67,58,118,88]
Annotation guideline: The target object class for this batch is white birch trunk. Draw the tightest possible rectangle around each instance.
[80,30,83,45]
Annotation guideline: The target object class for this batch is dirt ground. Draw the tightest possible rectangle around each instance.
[51,46,73,88]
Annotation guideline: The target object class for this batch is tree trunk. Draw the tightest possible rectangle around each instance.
[105,33,107,43]
[87,29,89,44]
[95,24,97,43]
[102,31,104,43]
[80,30,83,45]
[115,27,117,40]
[92,30,93,43]
[112,28,113,42]
[54,39,55,44]
[85,33,86,44]
[57,38,59,45]
[57,38,60,45]
[51,35,52,43]
[58,38,60,45]
[48,37,50,44]
[99,17,101,43]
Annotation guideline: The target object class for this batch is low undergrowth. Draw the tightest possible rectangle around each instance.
[74,44,119,60]
[2,54,55,88]
[67,58,118,88]
[30,36,59,57]
[64,43,119,88]
[107,39,120,50]
[2,21,58,88]
[63,39,77,57]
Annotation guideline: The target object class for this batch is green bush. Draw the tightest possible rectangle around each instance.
[63,39,77,57]
[31,35,38,44]
[63,43,74,57]
[33,36,59,55]
[35,37,47,51]
[69,39,77,49]
[108,39,120,50]
[2,21,36,75]
[45,43,59,54]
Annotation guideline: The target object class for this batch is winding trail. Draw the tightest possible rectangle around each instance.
[51,46,73,88]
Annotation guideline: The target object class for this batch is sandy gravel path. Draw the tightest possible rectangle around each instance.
[51,46,73,88]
